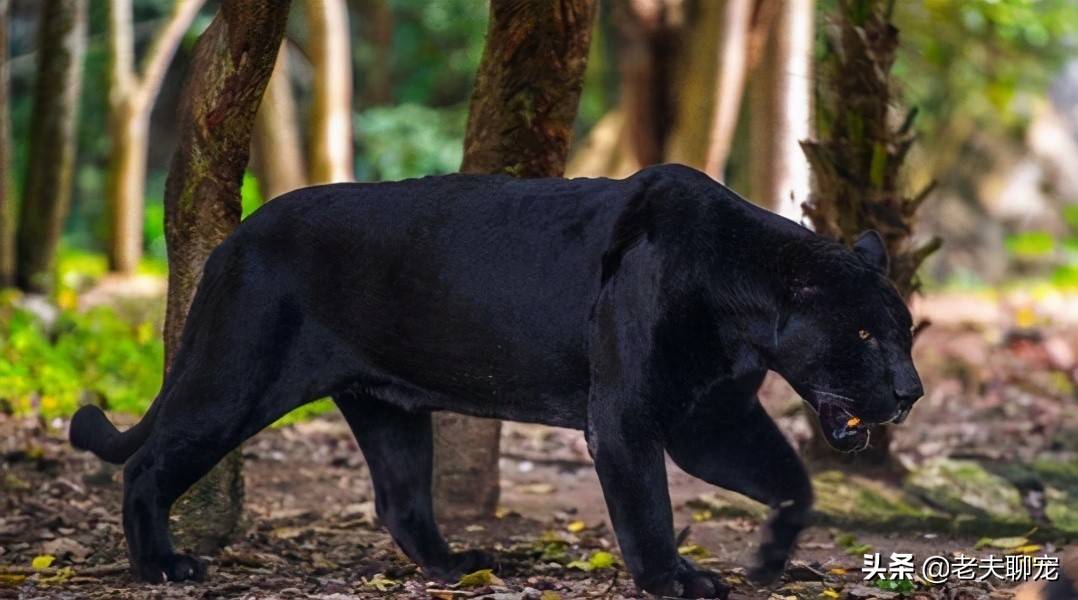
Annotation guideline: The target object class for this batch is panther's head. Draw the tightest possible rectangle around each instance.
[769,231,924,453]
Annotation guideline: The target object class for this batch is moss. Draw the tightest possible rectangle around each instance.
[904,458,1029,523]
[811,471,951,532]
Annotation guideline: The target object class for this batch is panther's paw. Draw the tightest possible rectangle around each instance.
[643,558,731,599]
[427,549,497,581]
[133,553,207,584]
[746,558,785,586]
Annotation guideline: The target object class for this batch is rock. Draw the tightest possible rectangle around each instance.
[904,458,1033,534]
[811,471,951,532]
[40,537,91,562]
[1032,457,1078,535]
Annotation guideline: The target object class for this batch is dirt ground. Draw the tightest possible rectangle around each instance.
[1,306,1076,599]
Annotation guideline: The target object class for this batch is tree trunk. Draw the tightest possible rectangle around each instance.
[162,0,290,553]
[15,0,86,293]
[305,0,354,183]
[0,0,13,287]
[663,0,723,171]
[704,0,752,179]
[434,0,596,521]
[253,42,307,200]
[799,0,941,472]
[356,0,393,107]
[609,0,682,170]
[106,0,206,274]
[748,0,813,218]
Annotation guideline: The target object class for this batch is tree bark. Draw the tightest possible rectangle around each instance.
[162,0,290,553]
[435,0,596,521]
[0,0,13,287]
[15,0,86,293]
[106,0,206,274]
[459,0,597,177]
[253,42,307,200]
[305,0,354,183]
[748,0,813,218]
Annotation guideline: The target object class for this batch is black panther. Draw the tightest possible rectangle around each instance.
[70,163,923,598]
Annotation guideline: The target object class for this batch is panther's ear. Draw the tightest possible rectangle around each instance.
[853,230,889,275]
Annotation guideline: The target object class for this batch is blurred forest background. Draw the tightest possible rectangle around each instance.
[0,0,1074,419]
[0,1,1077,597]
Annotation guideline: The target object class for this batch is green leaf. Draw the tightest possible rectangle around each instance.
[975,536,1028,550]
[457,568,499,588]
[875,578,915,593]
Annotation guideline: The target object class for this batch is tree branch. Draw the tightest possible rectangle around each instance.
[135,0,207,106]
[107,0,136,105]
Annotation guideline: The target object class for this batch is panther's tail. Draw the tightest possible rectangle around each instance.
[69,398,161,465]
[69,238,235,465]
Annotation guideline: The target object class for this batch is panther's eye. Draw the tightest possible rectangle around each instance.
[858,329,872,341]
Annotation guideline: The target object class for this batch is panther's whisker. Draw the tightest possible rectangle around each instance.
[810,389,857,408]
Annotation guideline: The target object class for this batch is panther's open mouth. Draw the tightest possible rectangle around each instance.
[814,401,872,453]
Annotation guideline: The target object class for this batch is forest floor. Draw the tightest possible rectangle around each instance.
[0,292,1077,599]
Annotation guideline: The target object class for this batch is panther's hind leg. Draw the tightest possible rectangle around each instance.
[664,396,813,585]
[334,389,495,580]
[122,311,357,582]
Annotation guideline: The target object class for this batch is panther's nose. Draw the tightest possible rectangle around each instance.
[895,383,923,407]
[890,381,922,425]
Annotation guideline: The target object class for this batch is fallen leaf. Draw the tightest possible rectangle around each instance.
[822,589,840,599]
[566,520,586,533]
[829,567,848,576]
[540,592,562,600]
[38,566,74,585]
[457,568,503,588]
[591,550,617,569]
[678,544,710,558]
[363,573,400,592]
[975,536,1028,550]
[1014,544,1042,555]
[517,483,555,495]
[31,555,55,570]
[691,509,713,522]
[41,538,91,561]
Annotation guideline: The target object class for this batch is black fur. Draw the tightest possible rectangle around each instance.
[69,164,922,598]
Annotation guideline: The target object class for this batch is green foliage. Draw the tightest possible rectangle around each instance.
[875,578,915,593]
[271,398,335,428]
[355,103,467,181]
[241,172,264,220]
[382,0,488,106]
[893,0,1078,136]
[0,294,164,418]
[1005,231,1055,258]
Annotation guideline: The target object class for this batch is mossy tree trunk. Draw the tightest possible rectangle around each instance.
[162,0,290,553]
[15,0,86,293]
[305,0,354,183]
[434,0,597,521]
[800,0,940,470]
[0,0,13,287]
[105,0,206,275]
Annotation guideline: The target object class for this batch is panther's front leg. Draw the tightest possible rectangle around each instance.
[587,401,730,598]
[665,396,813,584]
